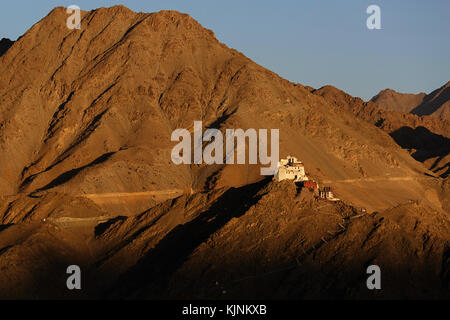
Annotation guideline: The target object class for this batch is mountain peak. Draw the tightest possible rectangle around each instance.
[377,88,398,96]
[370,88,426,113]
[36,6,205,36]
[370,82,449,119]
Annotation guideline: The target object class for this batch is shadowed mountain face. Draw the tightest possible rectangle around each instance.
[0,6,448,299]
[0,38,14,57]
[103,181,449,300]
[390,127,450,178]
[411,82,450,120]
[369,84,450,176]
[390,126,449,153]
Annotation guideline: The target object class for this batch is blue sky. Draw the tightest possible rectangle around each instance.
[1,0,449,100]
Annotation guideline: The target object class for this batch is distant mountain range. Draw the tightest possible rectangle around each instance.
[312,84,450,179]
[371,82,450,120]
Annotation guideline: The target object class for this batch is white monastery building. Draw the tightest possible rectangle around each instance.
[275,156,309,182]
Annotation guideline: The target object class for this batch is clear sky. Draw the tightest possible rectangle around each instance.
[1,0,449,100]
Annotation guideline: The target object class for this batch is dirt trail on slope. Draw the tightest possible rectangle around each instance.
[49,216,110,228]
[322,175,431,183]
[79,189,185,216]
[82,189,184,199]
[319,175,443,212]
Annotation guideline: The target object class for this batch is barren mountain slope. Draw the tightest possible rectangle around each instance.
[371,88,426,113]
[314,85,450,179]
[98,181,449,299]
[0,6,448,299]
[0,6,441,216]
[1,179,445,299]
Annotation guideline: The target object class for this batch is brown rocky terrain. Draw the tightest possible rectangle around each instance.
[371,82,450,121]
[411,82,450,120]
[0,6,448,299]
[371,89,426,113]
[313,85,450,179]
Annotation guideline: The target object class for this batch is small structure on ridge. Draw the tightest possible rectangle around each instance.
[275,156,309,182]
[318,186,339,201]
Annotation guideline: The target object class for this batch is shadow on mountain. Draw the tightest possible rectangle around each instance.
[105,177,271,299]
[95,216,127,237]
[390,126,450,177]
[0,247,93,299]
[0,38,14,57]
[0,224,13,233]
[145,253,448,300]
[411,86,450,117]
[34,151,116,192]
[206,108,238,129]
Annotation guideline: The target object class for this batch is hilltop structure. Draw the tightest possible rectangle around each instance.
[275,156,309,182]
[275,156,340,201]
